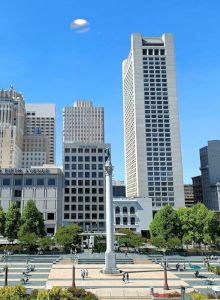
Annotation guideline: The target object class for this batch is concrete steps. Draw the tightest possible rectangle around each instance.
[78,258,134,264]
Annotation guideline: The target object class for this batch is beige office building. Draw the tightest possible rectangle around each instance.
[24,104,56,166]
[0,86,25,168]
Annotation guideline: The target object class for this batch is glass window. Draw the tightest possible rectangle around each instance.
[14,190,22,197]
[123,207,127,214]
[115,207,120,214]
[3,178,10,186]
[15,179,22,186]
[130,207,135,214]
[48,178,55,186]
[26,178,33,186]
[37,178,44,186]
[116,217,120,225]
[131,217,135,225]
[123,217,128,225]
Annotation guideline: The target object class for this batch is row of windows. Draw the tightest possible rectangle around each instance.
[63,213,104,220]
[143,49,165,56]
[65,156,104,162]
[115,207,135,214]
[147,152,172,157]
[65,179,103,186]
[65,164,103,170]
[149,187,173,191]
[149,192,174,196]
[143,61,166,65]
[65,148,105,154]
[143,57,166,61]
[64,187,104,194]
[64,204,104,211]
[64,196,104,203]
[152,202,174,207]
[148,181,174,187]
[65,172,104,179]
[115,217,135,225]
[148,176,173,182]
[148,171,173,176]
[0,178,56,186]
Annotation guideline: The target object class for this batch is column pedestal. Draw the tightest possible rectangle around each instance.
[103,251,120,274]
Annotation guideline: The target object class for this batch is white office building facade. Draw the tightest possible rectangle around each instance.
[123,33,184,210]
[0,166,63,234]
[63,101,108,231]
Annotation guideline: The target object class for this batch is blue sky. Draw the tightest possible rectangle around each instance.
[0,0,219,183]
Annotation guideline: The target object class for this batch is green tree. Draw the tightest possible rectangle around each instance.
[5,201,21,242]
[150,205,182,242]
[0,205,6,236]
[189,203,217,247]
[18,200,45,237]
[150,236,167,249]
[55,224,82,250]
[177,204,218,248]
[38,236,55,252]
[117,228,145,248]
[177,207,194,248]
[18,232,38,252]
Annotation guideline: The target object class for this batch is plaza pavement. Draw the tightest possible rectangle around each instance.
[1,254,220,299]
[47,261,191,299]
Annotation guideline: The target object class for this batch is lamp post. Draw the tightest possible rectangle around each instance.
[163,249,169,290]
[4,265,8,286]
[72,263,76,288]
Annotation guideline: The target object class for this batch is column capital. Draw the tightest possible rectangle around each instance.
[105,159,113,176]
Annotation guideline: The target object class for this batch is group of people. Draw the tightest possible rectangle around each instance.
[122,272,129,283]
[80,269,89,280]
[21,260,36,284]
[204,255,219,261]
[175,263,186,271]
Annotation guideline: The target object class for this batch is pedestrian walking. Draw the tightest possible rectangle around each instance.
[122,273,125,283]
[176,263,180,271]
[82,269,85,280]
[125,250,128,257]
[126,273,129,283]
[85,269,88,278]
[80,269,83,279]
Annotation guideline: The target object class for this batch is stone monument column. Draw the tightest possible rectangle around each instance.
[103,152,119,274]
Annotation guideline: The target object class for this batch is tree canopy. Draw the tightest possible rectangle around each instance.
[18,200,45,237]
[150,205,181,242]
[55,224,82,250]
[150,203,219,249]
[5,201,21,242]
[117,228,145,248]
[0,205,5,236]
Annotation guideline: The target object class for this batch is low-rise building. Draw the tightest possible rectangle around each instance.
[192,175,203,203]
[184,184,195,207]
[0,165,63,234]
[113,197,152,236]
[113,180,126,198]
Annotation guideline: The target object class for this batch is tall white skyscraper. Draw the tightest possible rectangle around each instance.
[62,101,108,231]
[122,33,184,210]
